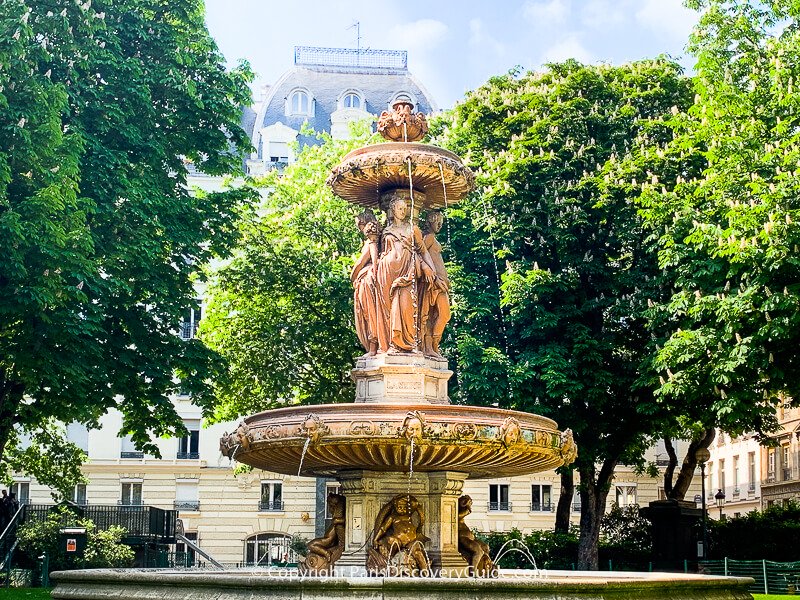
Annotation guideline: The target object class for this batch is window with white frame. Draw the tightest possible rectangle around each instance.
[615,484,637,507]
[530,484,552,511]
[267,141,289,163]
[120,481,143,505]
[244,533,296,566]
[783,445,791,480]
[260,481,283,511]
[180,301,202,340]
[718,458,726,490]
[73,483,87,505]
[748,452,756,490]
[341,91,362,109]
[288,89,312,116]
[733,455,740,492]
[11,481,29,505]
[488,483,510,511]
[175,479,199,511]
[768,449,776,480]
[120,435,143,459]
[178,420,200,459]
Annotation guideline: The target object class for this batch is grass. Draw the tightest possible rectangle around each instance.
[0,590,51,599]
[753,595,794,599]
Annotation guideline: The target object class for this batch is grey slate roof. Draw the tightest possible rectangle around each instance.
[253,63,436,153]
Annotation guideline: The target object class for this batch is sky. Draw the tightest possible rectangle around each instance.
[204,0,700,110]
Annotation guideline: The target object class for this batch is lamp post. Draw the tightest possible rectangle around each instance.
[715,488,726,520]
[695,447,711,559]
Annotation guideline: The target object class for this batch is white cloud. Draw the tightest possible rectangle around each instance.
[541,34,594,64]
[580,0,627,29]
[386,19,449,53]
[635,0,697,40]
[523,0,571,26]
[468,18,506,56]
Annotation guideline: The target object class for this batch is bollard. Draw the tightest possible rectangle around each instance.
[763,559,768,594]
[40,553,49,588]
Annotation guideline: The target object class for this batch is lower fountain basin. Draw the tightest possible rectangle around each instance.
[219,403,573,478]
[51,569,754,600]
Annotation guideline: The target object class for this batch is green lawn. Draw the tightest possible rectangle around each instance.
[0,590,51,599]
[753,595,794,599]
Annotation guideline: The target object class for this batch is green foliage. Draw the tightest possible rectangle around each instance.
[638,1,800,435]
[290,534,309,557]
[16,507,134,571]
[709,501,800,561]
[204,123,380,419]
[0,0,256,472]
[82,522,134,568]
[436,59,694,567]
[1,422,86,499]
[599,503,652,560]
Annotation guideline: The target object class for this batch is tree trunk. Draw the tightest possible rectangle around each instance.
[577,459,616,570]
[668,429,716,500]
[663,437,678,498]
[555,469,574,533]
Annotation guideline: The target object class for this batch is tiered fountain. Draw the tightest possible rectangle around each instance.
[51,101,753,600]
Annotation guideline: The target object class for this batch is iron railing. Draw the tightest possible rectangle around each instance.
[174,501,200,512]
[487,502,512,512]
[530,502,553,512]
[25,504,176,544]
[258,501,284,512]
[120,451,144,459]
[176,451,199,460]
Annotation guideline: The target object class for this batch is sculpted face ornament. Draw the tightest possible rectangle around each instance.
[377,99,429,142]
[400,411,426,443]
[498,417,522,447]
[299,414,329,444]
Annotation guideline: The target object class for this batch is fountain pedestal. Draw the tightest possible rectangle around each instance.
[352,354,452,404]
[335,470,469,577]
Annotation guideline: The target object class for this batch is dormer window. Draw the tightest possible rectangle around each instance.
[287,89,313,116]
[342,92,361,109]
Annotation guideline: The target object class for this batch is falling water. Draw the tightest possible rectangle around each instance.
[297,436,311,476]
[493,538,539,573]
[403,121,408,143]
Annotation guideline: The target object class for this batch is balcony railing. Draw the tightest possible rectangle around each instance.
[488,502,512,512]
[572,503,582,512]
[176,452,200,460]
[25,504,176,543]
[120,451,144,459]
[530,502,553,512]
[749,482,756,492]
[173,500,200,511]
[783,468,793,481]
[258,500,284,512]
[179,322,198,340]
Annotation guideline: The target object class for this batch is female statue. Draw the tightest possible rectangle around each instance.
[376,194,436,353]
[351,210,381,356]
[418,210,451,360]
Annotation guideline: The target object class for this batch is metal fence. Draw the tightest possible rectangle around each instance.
[700,559,800,595]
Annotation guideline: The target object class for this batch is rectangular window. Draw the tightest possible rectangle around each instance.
[178,422,200,459]
[260,481,283,511]
[175,532,197,567]
[530,484,552,511]
[180,301,202,340]
[120,435,143,459]
[121,482,143,505]
[732,455,740,490]
[783,445,791,480]
[615,485,637,507]
[572,490,581,512]
[268,142,289,163]
[748,452,756,491]
[11,482,29,505]
[73,483,87,505]
[707,461,713,498]
[718,458,726,490]
[768,449,776,481]
[488,483,510,511]
[175,480,199,511]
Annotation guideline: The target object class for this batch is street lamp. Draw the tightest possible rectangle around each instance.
[695,447,711,559]
[715,488,726,520]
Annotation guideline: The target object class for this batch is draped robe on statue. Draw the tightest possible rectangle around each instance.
[376,224,420,352]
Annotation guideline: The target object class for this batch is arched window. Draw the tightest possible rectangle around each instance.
[343,92,361,109]
[244,533,297,566]
[289,90,311,115]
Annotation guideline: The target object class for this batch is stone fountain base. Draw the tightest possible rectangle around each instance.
[335,470,468,577]
[51,569,754,600]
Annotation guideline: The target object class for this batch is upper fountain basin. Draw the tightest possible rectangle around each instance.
[220,403,574,479]
[327,142,475,210]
